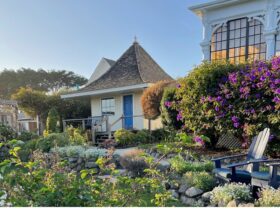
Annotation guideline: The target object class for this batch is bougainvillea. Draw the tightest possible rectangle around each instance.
[200,57,280,145]
[175,61,239,146]
[160,87,183,130]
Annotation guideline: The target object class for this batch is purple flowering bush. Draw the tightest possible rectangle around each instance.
[160,87,183,130]
[200,57,280,146]
[175,61,239,146]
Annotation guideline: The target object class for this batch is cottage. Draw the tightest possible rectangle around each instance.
[189,0,280,63]
[61,41,173,136]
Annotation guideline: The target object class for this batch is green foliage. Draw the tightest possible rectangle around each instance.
[151,128,170,142]
[184,171,216,191]
[135,129,151,144]
[18,131,38,142]
[12,88,90,134]
[0,124,17,142]
[45,108,60,134]
[174,132,193,145]
[266,137,280,158]
[114,129,134,147]
[0,68,87,99]
[175,61,239,145]
[0,145,180,207]
[161,87,183,130]
[257,187,280,207]
[169,155,213,174]
[211,183,252,206]
[65,126,86,145]
[36,133,70,153]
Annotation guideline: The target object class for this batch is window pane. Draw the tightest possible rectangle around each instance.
[230,31,235,39]
[235,29,240,38]
[249,27,254,36]
[229,40,234,48]
[241,28,246,37]
[241,37,246,46]
[241,19,247,27]
[217,33,222,41]
[229,49,235,57]
[235,39,240,47]
[222,32,227,40]
[222,41,227,50]
[101,98,115,115]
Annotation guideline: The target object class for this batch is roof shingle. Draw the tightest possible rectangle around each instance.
[76,41,173,93]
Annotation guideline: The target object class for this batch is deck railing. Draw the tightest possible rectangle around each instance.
[62,114,148,142]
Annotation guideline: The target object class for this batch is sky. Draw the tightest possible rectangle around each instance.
[0,0,209,80]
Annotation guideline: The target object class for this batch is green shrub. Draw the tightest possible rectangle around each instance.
[18,131,38,142]
[135,130,150,144]
[184,171,216,191]
[170,155,213,174]
[257,187,280,207]
[175,61,240,146]
[151,128,169,142]
[211,183,252,206]
[161,87,183,130]
[174,132,193,145]
[66,126,86,145]
[114,129,134,147]
[36,133,70,153]
[45,108,60,134]
[0,124,17,142]
[266,137,280,158]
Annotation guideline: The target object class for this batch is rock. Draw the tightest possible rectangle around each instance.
[169,189,179,199]
[85,161,98,169]
[238,203,254,207]
[180,195,196,206]
[185,187,203,198]
[68,157,78,163]
[201,191,212,202]
[227,199,238,207]
[178,184,190,194]
[157,160,171,172]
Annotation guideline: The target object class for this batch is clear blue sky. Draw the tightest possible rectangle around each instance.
[0,0,209,79]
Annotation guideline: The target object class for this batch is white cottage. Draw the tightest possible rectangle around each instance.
[189,0,280,63]
[61,41,173,133]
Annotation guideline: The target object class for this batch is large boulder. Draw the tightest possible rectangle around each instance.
[185,187,203,198]
[201,191,212,202]
[180,195,196,206]
[157,160,171,172]
[178,184,190,194]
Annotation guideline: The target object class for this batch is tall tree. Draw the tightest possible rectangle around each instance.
[12,87,91,134]
[0,68,87,99]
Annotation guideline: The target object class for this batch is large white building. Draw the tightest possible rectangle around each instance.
[189,0,280,63]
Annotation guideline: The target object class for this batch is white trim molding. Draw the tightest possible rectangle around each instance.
[189,0,280,61]
[61,83,151,99]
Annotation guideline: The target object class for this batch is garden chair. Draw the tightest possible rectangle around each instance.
[212,128,270,184]
[250,159,280,190]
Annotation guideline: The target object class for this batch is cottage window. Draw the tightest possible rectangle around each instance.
[101,98,115,115]
[211,18,266,63]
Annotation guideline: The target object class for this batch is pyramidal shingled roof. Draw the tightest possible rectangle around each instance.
[78,41,173,92]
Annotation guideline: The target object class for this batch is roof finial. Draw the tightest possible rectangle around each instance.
[133,36,138,44]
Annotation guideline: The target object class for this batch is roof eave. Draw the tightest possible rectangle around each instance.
[189,0,250,16]
[61,83,151,99]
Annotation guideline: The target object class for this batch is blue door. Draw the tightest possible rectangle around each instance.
[123,95,133,129]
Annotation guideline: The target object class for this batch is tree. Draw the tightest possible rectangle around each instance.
[12,87,91,134]
[45,108,60,134]
[0,68,87,99]
[141,80,174,119]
